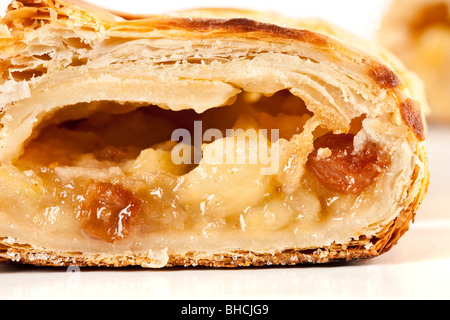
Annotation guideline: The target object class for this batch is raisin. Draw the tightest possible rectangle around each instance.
[306,133,389,194]
[78,182,142,243]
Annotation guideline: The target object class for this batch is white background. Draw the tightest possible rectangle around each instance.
[1,0,450,300]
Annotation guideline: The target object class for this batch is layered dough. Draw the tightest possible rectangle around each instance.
[0,0,429,267]
[380,0,450,122]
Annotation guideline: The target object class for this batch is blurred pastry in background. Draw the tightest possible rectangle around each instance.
[380,0,450,122]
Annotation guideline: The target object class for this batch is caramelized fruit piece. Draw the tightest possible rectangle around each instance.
[77,182,142,243]
[306,133,389,194]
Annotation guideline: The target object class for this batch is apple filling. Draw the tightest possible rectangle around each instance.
[0,90,401,254]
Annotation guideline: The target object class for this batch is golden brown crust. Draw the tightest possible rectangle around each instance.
[3,1,331,48]
[0,0,430,267]
[368,61,402,90]
[161,17,331,47]
[400,99,426,141]
[0,241,377,268]
[380,0,450,123]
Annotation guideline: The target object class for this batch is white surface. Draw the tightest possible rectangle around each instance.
[1,0,450,300]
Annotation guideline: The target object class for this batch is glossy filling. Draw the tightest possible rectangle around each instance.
[2,91,393,253]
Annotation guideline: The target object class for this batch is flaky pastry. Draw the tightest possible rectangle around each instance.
[0,0,429,268]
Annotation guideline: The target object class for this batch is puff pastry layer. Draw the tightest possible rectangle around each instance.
[381,0,450,122]
[0,0,429,267]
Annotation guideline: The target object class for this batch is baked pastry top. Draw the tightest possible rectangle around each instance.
[381,0,450,122]
[0,0,429,267]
